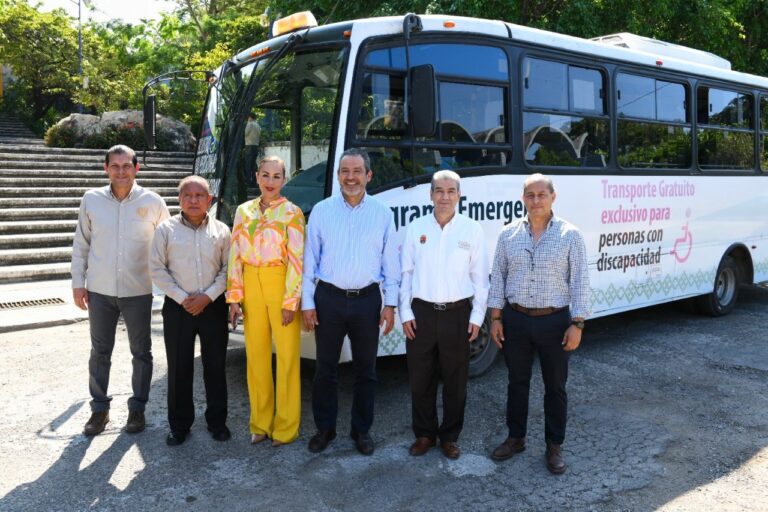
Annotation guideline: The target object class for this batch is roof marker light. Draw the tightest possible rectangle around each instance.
[444,21,455,28]
[273,11,318,37]
[656,60,664,66]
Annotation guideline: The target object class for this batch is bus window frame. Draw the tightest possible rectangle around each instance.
[694,80,758,174]
[518,51,611,173]
[347,34,515,194]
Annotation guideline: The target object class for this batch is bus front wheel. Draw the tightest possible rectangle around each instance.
[469,313,500,377]
[696,255,741,316]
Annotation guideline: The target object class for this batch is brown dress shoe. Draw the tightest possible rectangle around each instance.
[83,411,109,436]
[409,437,436,456]
[441,441,461,460]
[546,443,566,474]
[491,437,526,461]
[125,411,145,433]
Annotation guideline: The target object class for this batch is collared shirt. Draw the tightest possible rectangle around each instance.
[71,183,170,297]
[488,214,590,319]
[150,213,231,304]
[399,213,489,326]
[226,197,305,310]
[302,193,400,310]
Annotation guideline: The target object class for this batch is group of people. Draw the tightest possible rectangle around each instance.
[72,144,588,475]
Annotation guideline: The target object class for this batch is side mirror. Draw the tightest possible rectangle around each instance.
[143,94,157,150]
[409,64,437,138]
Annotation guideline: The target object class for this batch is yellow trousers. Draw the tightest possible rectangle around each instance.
[242,265,301,443]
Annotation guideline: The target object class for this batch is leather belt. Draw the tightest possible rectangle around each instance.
[509,303,568,317]
[319,280,378,298]
[413,297,471,311]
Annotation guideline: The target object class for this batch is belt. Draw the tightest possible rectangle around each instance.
[319,280,379,298]
[509,303,568,317]
[413,297,471,311]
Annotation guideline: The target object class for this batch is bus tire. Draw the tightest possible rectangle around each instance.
[468,313,500,377]
[696,255,741,316]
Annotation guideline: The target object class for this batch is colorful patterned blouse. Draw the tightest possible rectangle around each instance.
[226,196,305,311]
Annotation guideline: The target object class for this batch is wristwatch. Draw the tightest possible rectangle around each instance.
[570,320,585,330]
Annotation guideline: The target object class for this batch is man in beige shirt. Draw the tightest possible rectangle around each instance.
[72,145,170,436]
[150,175,231,446]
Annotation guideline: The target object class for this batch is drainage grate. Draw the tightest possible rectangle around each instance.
[0,298,66,310]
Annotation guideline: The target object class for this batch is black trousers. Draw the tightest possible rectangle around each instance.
[501,304,571,444]
[406,299,471,443]
[312,282,381,434]
[162,295,229,433]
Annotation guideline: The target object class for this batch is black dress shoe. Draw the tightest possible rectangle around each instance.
[350,430,374,456]
[166,431,188,446]
[308,429,336,453]
[207,425,231,442]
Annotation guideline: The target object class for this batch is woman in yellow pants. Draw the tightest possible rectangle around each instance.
[227,156,305,446]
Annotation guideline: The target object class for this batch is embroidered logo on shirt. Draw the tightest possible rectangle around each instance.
[420,235,427,244]
[136,207,148,219]
[458,240,471,250]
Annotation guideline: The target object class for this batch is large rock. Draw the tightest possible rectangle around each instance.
[48,111,196,151]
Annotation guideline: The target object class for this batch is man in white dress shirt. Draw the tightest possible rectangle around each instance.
[399,170,489,460]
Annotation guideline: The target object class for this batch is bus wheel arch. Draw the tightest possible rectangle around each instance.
[696,246,750,316]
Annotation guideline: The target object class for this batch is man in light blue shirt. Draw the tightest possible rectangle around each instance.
[302,148,400,455]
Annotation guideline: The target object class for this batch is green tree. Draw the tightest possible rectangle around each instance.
[0,0,80,131]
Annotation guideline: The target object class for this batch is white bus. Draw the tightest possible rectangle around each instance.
[158,12,768,375]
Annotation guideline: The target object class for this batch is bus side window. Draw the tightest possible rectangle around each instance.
[617,73,691,170]
[522,57,608,168]
[697,86,754,170]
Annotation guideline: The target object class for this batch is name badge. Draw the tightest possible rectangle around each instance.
[458,240,471,250]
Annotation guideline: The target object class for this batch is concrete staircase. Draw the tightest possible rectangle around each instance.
[0,113,39,144]
[0,141,194,283]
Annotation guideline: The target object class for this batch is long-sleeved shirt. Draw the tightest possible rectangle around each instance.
[226,197,305,311]
[488,214,590,319]
[399,213,489,326]
[150,213,231,304]
[71,183,170,297]
[302,193,400,310]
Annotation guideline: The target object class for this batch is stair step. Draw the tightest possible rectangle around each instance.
[0,246,72,265]
[0,196,179,208]
[0,205,181,221]
[0,153,195,165]
[0,169,191,179]
[0,177,184,187]
[0,233,74,249]
[0,144,193,158]
[0,186,180,197]
[0,262,71,284]
[0,220,77,234]
[0,160,194,171]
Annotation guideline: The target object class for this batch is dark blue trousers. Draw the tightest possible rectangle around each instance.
[501,305,571,444]
[312,283,381,434]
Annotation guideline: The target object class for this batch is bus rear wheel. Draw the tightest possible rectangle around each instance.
[696,255,740,316]
[468,313,499,377]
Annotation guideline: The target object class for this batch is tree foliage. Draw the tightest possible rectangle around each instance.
[4,0,768,136]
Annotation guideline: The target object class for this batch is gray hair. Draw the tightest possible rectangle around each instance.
[178,175,211,195]
[431,170,461,192]
[339,148,371,172]
[523,173,555,194]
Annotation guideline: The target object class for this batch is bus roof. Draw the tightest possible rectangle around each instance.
[234,13,768,91]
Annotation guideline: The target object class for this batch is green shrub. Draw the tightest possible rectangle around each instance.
[44,124,78,147]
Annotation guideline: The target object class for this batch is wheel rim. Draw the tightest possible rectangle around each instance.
[715,267,736,307]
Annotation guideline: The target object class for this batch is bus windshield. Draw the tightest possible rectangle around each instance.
[195,45,346,224]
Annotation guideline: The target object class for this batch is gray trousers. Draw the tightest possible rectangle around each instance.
[88,291,153,412]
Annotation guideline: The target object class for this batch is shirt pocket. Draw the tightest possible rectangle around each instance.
[130,220,155,242]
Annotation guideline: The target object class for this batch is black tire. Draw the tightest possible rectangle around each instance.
[468,312,500,378]
[696,255,741,316]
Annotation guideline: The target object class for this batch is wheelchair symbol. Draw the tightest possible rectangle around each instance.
[670,208,693,263]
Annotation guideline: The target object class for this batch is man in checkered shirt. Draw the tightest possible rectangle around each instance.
[487,173,589,475]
